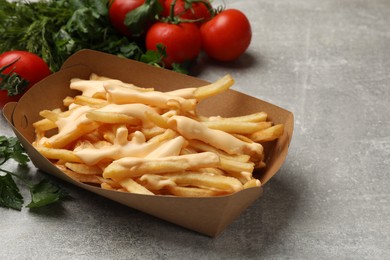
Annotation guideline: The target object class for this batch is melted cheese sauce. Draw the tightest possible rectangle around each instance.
[96,103,159,127]
[103,152,220,179]
[35,75,266,193]
[168,115,263,159]
[104,84,196,111]
[36,105,95,148]
[70,79,106,97]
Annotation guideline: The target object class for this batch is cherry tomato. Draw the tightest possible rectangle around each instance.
[162,0,212,25]
[109,0,164,38]
[145,22,202,68]
[200,9,252,61]
[0,50,51,108]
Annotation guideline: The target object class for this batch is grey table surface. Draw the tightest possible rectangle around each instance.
[1,0,389,259]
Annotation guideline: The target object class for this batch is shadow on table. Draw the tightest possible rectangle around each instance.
[217,174,304,256]
[134,169,306,252]
[146,169,306,257]
[26,167,305,257]
[190,52,261,76]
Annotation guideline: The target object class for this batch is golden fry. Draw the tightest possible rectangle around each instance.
[249,124,284,142]
[33,73,284,197]
[103,152,220,179]
[200,112,268,123]
[86,110,141,125]
[35,146,82,163]
[33,118,57,132]
[64,162,103,175]
[119,178,154,195]
[202,121,272,134]
[163,172,243,193]
[167,186,229,197]
[193,74,234,100]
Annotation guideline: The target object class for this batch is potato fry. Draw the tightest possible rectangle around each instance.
[243,178,261,189]
[57,164,102,184]
[102,78,154,92]
[219,157,254,173]
[48,121,101,149]
[144,110,169,129]
[101,182,114,190]
[39,109,62,123]
[34,146,82,163]
[103,152,220,179]
[33,73,285,197]
[33,118,57,132]
[167,186,229,197]
[200,112,268,123]
[63,96,75,107]
[225,170,252,184]
[202,121,272,134]
[168,115,263,159]
[139,173,233,196]
[73,95,108,108]
[119,178,154,195]
[64,162,103,175]
[193,74,234,100]
[86,110,141,125]
[97,176,122,189]
[249,124,284,142]
[188,139,251,163]
[105,84,196,111]
[198,167,225,176]
[162,172,243,193]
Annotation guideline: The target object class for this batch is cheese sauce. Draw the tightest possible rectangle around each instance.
[70,79,106,97]
[96,103,158,127]
[168,115,263,158]
[35,75,265,192]
[104,84,196,111]
[36,105,95,147]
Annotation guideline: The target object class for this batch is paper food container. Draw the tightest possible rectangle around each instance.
[3,50,294,237]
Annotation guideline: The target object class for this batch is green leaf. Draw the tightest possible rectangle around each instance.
[140,43,166,65]
[27,179,69,208]
[172,62,190,74]
[0,136,28,165]
[0,173,24,211]
[0,136,30,166]
[0,58,30,96]
[124,0,163,37]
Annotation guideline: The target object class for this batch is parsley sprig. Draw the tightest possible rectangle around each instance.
[0,58,30,96]
[0,135,68,210]
[0,0,185,73]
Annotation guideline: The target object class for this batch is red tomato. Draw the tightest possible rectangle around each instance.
[200,9,252,61]
[109,0,164,38]
[0,50,51,108]
[109,0,145,37]
[145,22,202,68]
[162,0,212,25]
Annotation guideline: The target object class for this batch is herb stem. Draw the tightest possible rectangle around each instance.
[0,168,33,189]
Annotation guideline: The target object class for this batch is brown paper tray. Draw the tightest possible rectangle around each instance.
[2,50,293,237]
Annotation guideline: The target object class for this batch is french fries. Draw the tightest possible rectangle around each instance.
[32,73,284,197]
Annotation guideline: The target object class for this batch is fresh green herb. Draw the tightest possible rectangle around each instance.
[0,58,30,96]
[0,0,187,73]
[0,173,24,210]
[124,0,163,38]
[140,43,167,67]
[27,179,69,208]
[0,135,68,210]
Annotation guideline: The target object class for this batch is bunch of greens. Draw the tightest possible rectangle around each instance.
[0,136,68,210]
[0,0,167,72]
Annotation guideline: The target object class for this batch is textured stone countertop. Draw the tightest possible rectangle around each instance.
[1,0,389,259]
